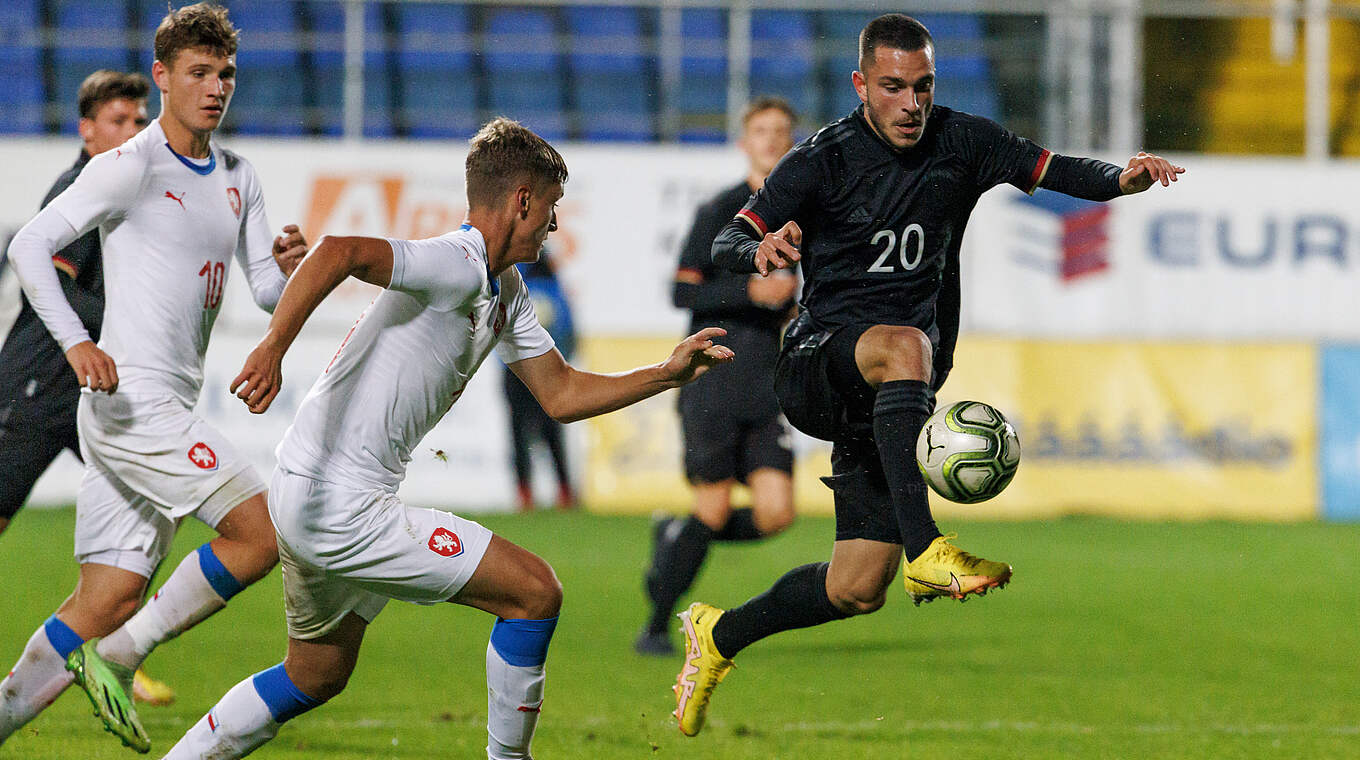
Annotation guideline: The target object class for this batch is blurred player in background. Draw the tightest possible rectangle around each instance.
[502,245,578,511]
[162,117,732,760]
[636,97,799,657]
[0,68,179,709]
[0,4,308,752]
[673,13,1185,736]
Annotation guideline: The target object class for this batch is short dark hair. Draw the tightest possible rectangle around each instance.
[465,117,569,209]
[859,14,933,71]
[741,96,797,128]
[77,70,151,119]
[154,2,238,67]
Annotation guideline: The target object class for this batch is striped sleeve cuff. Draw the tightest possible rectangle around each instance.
[1025,149,1053,195]
[736,209,768,236]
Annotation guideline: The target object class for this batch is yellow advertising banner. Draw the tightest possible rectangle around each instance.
[582,336,1318,521]
[938,338,1317,521]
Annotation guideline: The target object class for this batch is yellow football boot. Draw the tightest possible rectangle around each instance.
[132,667,176,706]
[902,534,1012,605]
[672,602,734,737]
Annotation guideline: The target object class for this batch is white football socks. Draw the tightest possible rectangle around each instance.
[160,676,278,760]
[485,642,546,760]
[97,546,232,671]
[0,621,77,744]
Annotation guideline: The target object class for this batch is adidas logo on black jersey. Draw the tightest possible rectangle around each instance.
[847,206,871,225]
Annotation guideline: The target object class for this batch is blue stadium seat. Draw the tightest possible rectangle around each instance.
[135,0,169,72]
[52,0,135,134]
[821,11,872,116]
[565,7,653,141]
[677,9,726,143]
[0,0,43,133]
[914,14,1000,121]
[484,8,566,140]
[221,0,306,135]
[393,2,478,139]
[310,2,393,137]
[750,10,814,116]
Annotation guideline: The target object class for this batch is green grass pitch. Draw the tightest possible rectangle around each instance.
[2,508,1357,759]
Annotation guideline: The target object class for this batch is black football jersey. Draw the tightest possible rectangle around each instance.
[735,105,1050,333]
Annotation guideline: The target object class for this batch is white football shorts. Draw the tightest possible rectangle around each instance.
[73,391,265,576]
[269,468,494,640]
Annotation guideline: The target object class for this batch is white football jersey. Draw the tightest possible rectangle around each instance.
[276,225,555,491]
[21,118,286,405]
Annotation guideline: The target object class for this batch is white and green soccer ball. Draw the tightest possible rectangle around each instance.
[915,400,1021,504]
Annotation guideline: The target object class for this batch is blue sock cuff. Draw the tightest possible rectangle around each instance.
[43,615,84,659]
[251,664,322,723]
[196,543,245,601]
[490,616,558,667]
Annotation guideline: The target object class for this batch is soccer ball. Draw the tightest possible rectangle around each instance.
[915,400,1020,503]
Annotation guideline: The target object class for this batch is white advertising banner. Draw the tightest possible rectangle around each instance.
[0,138,747,337]
[961,157,1360,339]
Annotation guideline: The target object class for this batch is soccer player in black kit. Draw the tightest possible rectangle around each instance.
[671,14,1185,736]
[636,97,800,657]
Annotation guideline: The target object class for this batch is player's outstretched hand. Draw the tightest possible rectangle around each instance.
[231,343,284,414]
[272,224,309,276]
[663,327,735,386]
[1119,152,1185,194]
[753,221,802,276]
[65,340,118,393]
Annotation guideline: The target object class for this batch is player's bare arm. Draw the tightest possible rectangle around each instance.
[509,327,734,424]
[1118,151,1186,194]
[753,221,802,276]
[232,235,394,413]
[270,223,309,276]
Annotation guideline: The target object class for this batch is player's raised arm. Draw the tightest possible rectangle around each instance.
[1035,150,1185,200]
[508,328,734,424]
[231,234,394,413]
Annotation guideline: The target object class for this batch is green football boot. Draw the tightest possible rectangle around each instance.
[66,639,151,753]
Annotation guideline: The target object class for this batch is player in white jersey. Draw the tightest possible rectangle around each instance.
[157,118,733,760]
[0,4,306,753]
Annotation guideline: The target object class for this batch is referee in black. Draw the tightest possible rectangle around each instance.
[672,14,1184,735]
[0,70,150,537]
[636,97,801,656]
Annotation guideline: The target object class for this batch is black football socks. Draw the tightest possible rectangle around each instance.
[710,562,848,659]
[645,516,713,635]
[645,509,770,636]
[711,507,763,542]
[873,379,941,561]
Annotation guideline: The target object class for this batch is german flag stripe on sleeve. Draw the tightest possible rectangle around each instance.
[736,209,767,236]
[52,256,77,278]
[1026,149,1053,195]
